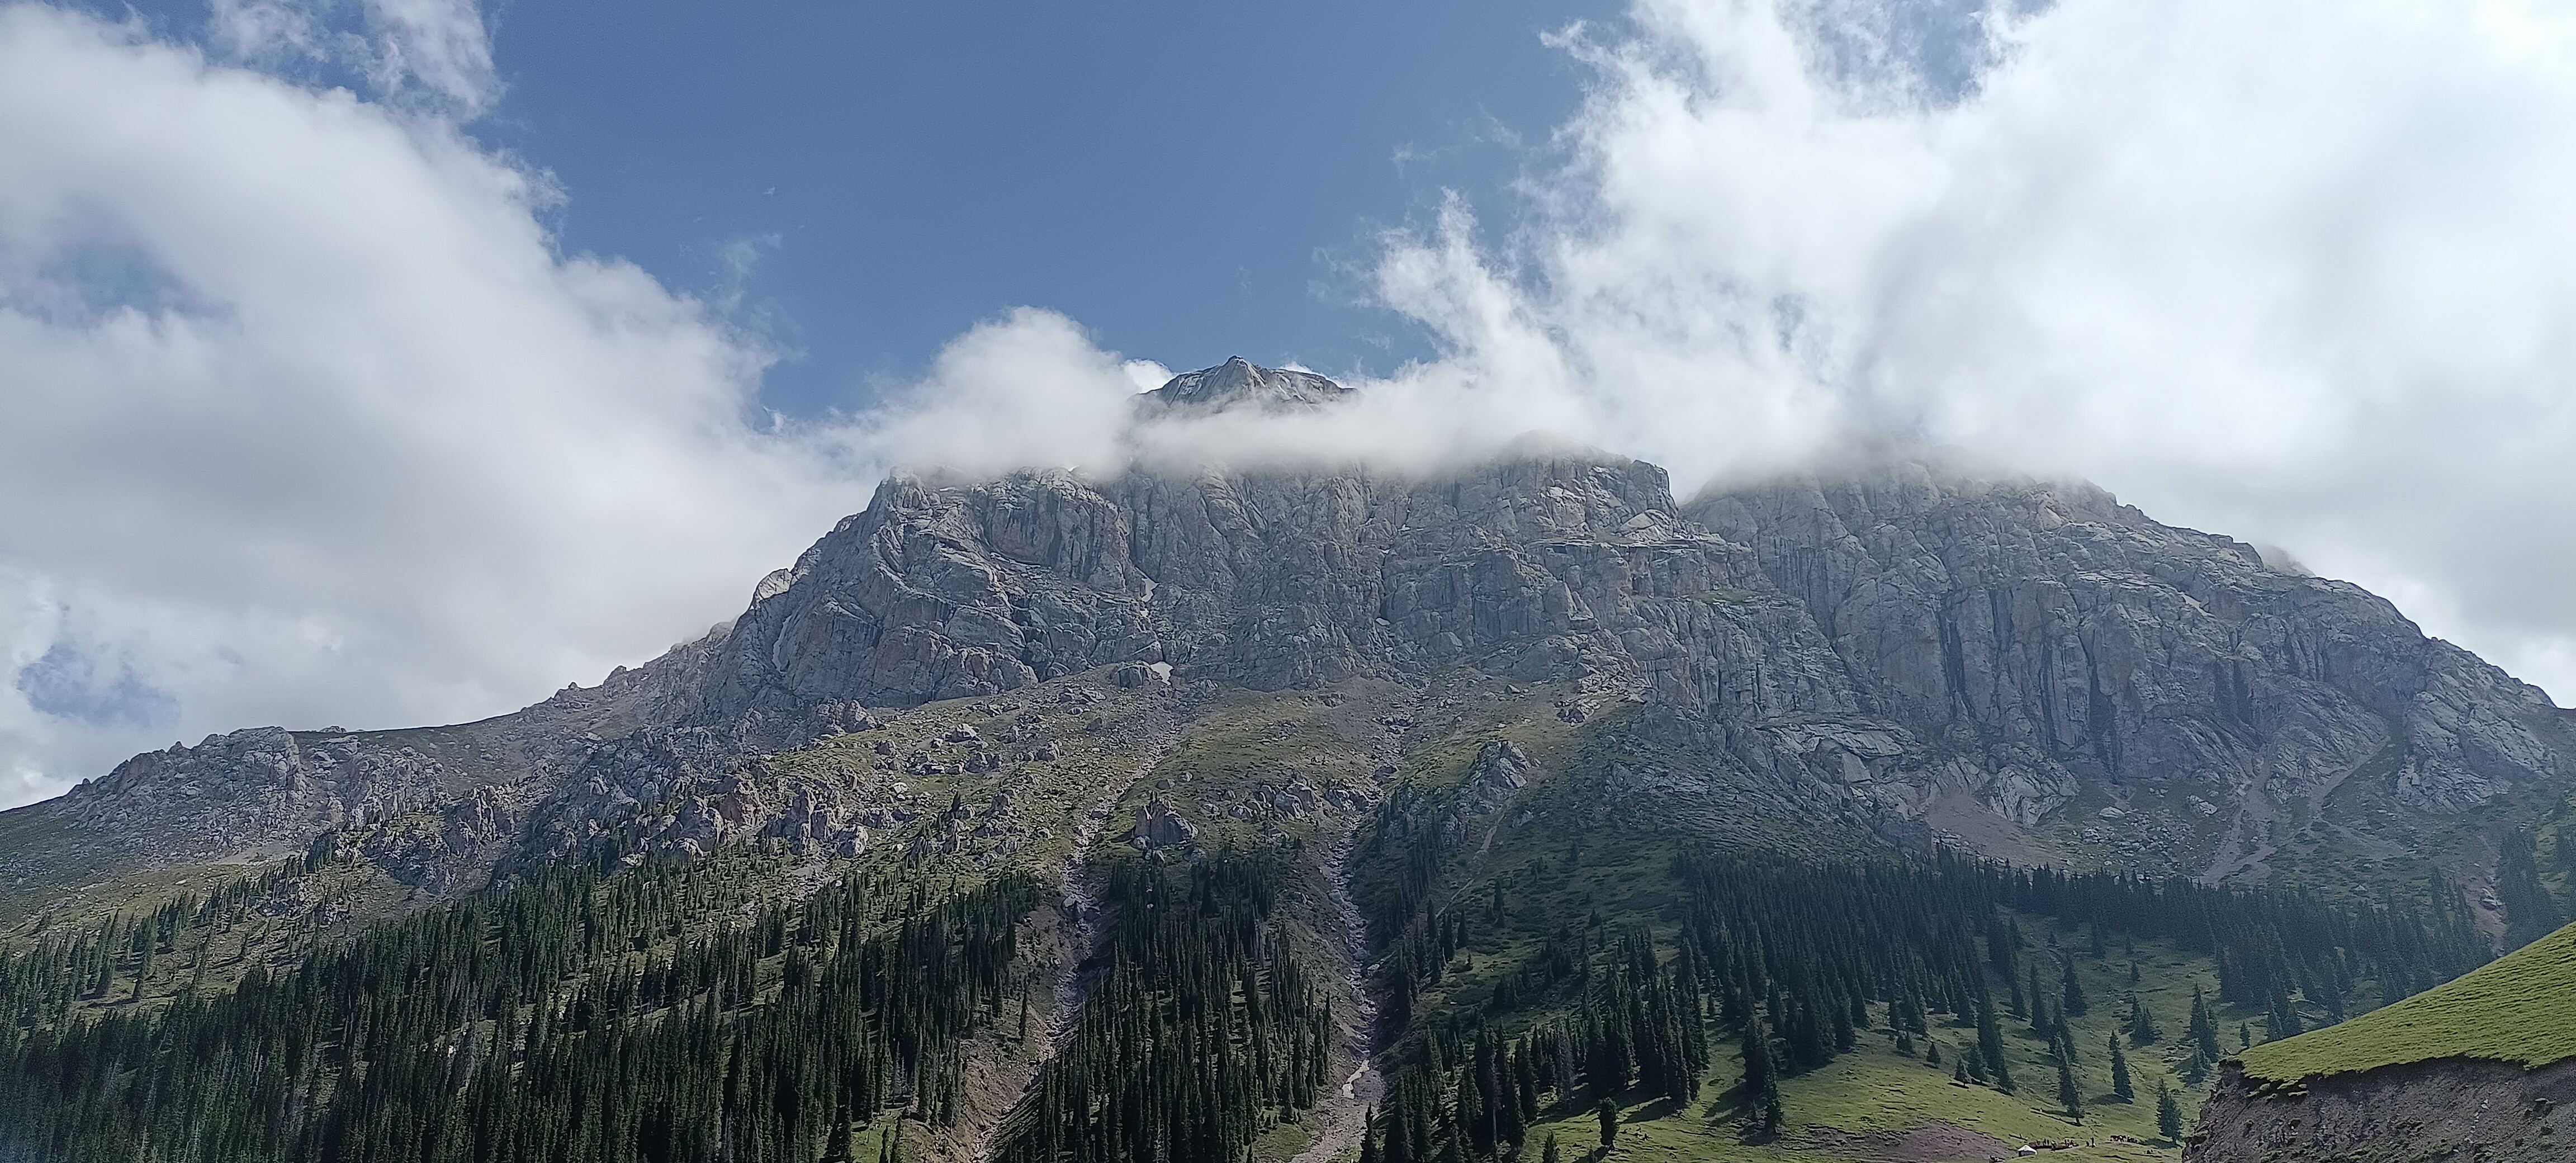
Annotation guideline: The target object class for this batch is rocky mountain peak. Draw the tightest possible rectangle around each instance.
[1137,356,1352,414]
[12,449,2576,914]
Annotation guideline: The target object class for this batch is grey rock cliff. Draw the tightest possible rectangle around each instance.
[15,362,2573,900]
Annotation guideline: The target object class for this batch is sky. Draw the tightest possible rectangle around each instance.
[4,0,2576,808]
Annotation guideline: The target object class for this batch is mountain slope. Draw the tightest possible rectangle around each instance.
[2238,919,2576,1084]
[2189,921,2576,1162]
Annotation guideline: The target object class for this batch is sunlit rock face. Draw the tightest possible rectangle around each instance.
[21,361,2575,896]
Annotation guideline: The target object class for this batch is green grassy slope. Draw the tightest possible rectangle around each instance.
[1464,897,2239,1161]
[2238,920,2576,1085]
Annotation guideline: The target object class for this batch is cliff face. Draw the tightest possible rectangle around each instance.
[10,362,2572,905]
[1693,474,2571,880]
[2191,1059,2576,1162]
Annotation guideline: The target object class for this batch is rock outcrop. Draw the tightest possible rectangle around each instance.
[2190,1058,2576,1162]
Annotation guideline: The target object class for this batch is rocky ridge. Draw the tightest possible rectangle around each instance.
[9,360,2572,908]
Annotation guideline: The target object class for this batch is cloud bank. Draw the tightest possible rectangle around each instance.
[7,0,2576,807]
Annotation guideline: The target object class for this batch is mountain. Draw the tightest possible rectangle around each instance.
[3,360,2571,1163]
[13,364,2565,912]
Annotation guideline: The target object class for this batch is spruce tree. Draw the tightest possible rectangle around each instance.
[2127,991,2161,1046]
[1541,1133,1560,1163]
[1457,1066,1490,1156]
[2156,1079,2185,1142]
[1975,987,2014,1092]
[2056,1056,2084,1120]
[1739,1018,1782,1126]
[1596,1099,1619,1150]
[2108,1036,2133,1103]
[2189,986,2222,1061]
[2061,956,2089,1017]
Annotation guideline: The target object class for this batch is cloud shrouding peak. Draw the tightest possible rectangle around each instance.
[7,0,2576,808]
[1356,0,2576,703]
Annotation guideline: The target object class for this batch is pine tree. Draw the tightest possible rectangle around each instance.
[2127,991,2161,1046]
[2056,1056,2084,1120]
[2156,1079,2185,1143]
[1596,1099,1620,1150]
[1541,1132,1560,1163]
[2108,1036,2134,1103]
[2189,985,2222,1062]
[1457,1063,1491,1156]
[1385,1094,1416,1163]
[1739,1018,1782,1127]
[1976,987,2014,1092]
[2061,955,2089,1017]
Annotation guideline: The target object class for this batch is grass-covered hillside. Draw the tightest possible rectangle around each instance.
[2237,920,2576,1088]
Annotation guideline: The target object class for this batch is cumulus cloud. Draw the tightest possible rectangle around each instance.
[1346,0,2576,704]
[1008,0,2576,705]
[0,3,877,806]
[840,309,1148,482]
[0,0,1165,810]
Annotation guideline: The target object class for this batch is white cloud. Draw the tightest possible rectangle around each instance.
[0,4,868,806]
[1353,0,2576,705]
[210,0,496,114]
[835,308,1148,482]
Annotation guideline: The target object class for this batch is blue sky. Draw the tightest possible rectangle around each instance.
[127,0,1621,415]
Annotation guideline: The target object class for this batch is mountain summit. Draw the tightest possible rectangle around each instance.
[1135,356,1353,414]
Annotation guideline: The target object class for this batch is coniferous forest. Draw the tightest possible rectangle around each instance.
[1355,845,2491,1160]
[0,850,1033,1163]
[0,803,2502,1163]
[996,853,1332,1163]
